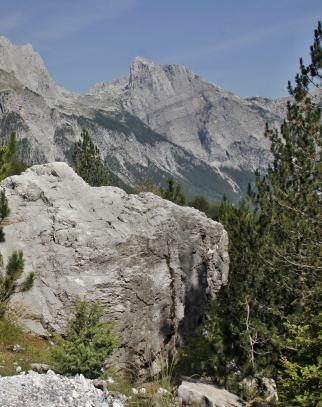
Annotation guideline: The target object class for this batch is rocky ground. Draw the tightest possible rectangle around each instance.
[0,370,126,407]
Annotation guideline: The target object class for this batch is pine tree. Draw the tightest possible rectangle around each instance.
[259,21,322,404]
[278,310,322,406]
[51,297,119,379]
[0,189,10,240]
[0,131,26,181]
[161,176,186,205]
[185,22,322,401]
[72,128,117,187]
[188,195,210,213]
[252,21,321,315]
[0,132,32,318]
[202,198,278,387]
[0,251,35,318]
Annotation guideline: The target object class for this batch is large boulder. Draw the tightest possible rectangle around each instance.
[0,162,229,370]
[178,378,246,407]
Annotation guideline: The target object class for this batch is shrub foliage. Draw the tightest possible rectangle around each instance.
[51,297,119,379]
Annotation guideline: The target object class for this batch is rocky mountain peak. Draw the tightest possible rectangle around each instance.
[129,56,186,98]
[128,56,196,95]
[130,56,156,71]
[0,36,57,98]
[0,37,288,201]
[0,36,15,47]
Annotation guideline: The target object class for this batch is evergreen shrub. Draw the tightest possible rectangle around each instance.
[51,296,119,379]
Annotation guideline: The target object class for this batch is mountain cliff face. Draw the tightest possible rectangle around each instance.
[0,36,57,98]
[87,57,288,172]
[0,37,288,201]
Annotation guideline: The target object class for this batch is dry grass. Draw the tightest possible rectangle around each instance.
[0,309,51,376]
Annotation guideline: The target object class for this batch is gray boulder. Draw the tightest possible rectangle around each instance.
[1,162,229,371]
[178,378,246,407]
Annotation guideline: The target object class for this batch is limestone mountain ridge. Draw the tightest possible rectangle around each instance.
[0,37,288,201]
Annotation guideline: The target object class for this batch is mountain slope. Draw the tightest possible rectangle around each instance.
[86,57,288,172]
[0,37,288,201]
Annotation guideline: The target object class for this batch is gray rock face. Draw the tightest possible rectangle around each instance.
[0,36,57,98]
[0,37,236,201]
[88,56,288,172]
[0,37,289,201]
[178,378,246,407]
[1,162,228,369]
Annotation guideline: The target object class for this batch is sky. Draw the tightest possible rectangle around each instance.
[1,0,321,99]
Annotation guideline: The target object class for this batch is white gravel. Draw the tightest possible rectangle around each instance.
[0,370,126,407]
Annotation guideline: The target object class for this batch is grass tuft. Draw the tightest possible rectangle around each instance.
[0,307,51,376]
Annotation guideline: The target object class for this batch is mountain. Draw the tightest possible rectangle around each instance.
[0,37,288,201]
[86,57,288,172]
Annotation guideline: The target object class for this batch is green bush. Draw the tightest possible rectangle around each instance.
[51,296,119,379]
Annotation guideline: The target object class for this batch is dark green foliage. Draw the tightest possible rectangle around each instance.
[0,132,32,318]
[278,311,322,406]
[94,111,131,136]
[94,110,171,146]
[188,198,279,387]
[51,297,119,379]
[72,128,118,187]
[5,250,24,279]
[0,131,26,181]
[188,195,210,213]
[0,134,26,240]
[0,190,10,223]
[0,251,35,318]
[265,21,322,404]
[161,176,186,205]
[182,22,322,402]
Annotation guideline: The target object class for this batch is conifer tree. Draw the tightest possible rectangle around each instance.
[0,131,26,181]
[185,22,321,401]
[0,189,10,240]
[0,132,32,318]
[188,195,210,213]
[51,297,119,379]
[0,251,35,318]
[72,128,117,187]
[261,21,322,404]
[278,310,322,406]
[202,198,277,386]
[161,176,186,205]
[251,21,321,316]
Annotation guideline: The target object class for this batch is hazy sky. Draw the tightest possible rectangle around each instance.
[1,0,321,99]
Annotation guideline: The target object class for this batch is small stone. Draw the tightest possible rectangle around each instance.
[31,363,51,373]
[72,389,79,398]
[158,387,170,394]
